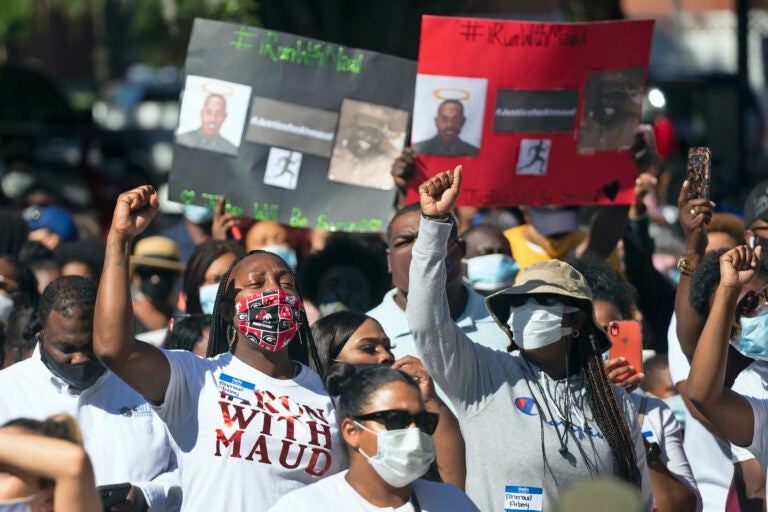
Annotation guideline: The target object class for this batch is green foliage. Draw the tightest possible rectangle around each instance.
[0,0,35,43]
[1,0,260,66]
[130,0,261,65]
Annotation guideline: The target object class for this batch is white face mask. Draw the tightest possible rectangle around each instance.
[463,254,519,292]
[355,422,435,487]
[507,298,579,350]
[260,245,298,270]
[198,283,219,315]
[0,293,14,324]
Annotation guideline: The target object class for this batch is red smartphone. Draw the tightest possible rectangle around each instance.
[607,320,643,383]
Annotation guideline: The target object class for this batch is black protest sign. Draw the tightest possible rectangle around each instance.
[169,19,416,232]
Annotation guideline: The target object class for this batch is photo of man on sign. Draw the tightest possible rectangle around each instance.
[176,75,252,156]
[411,74,486,157]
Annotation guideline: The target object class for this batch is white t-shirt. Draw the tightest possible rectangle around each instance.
[731,361,768,465]
[667,314,733,512]
[153,350,344,511]
[628,393,701,510]
[268,470,480,512]
[0,347,179,511]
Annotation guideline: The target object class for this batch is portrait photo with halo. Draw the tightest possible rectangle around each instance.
[176,75,252,156]
[411,74,487,157]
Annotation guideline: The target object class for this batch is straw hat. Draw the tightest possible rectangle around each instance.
[130,236,185,273]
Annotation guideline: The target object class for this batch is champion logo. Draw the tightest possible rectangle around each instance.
[514,397,538,416]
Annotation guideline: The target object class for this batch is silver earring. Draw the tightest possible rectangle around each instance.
[588,333,597,351]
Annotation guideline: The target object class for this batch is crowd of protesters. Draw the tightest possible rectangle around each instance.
[3,78,768,512]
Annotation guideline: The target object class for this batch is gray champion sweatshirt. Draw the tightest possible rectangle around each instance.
[405,215,653,511]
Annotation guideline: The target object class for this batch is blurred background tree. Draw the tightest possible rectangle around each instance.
[0,0,259,80]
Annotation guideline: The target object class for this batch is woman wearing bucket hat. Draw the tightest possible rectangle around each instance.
[405,166,653,511]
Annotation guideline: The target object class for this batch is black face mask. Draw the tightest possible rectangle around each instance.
[139,273,176,304]
[39,342,106,390]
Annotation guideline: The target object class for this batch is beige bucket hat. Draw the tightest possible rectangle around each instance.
[485,259,611,352]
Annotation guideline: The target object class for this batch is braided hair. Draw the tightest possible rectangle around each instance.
[574,321,641,486]
[205,250,323,374]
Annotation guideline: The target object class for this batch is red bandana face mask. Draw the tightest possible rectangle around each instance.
[235,289,304,352]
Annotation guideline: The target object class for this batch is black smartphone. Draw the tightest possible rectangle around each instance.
[98,482,131,511]
[686,147,712,200]
[630,126,657,175]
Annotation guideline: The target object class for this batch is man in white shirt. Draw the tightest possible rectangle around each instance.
[0,275,180,511]
[368,203,510,360]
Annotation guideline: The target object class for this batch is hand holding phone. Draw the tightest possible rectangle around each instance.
[630,125,657,175]
[607,320,643,385]
[212,195,241,241]
[98,482,132,511]
[685,147,712,200]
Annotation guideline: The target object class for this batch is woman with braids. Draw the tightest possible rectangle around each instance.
[93,185,343,510]
[270,367,479,511]
[405,167,652,511]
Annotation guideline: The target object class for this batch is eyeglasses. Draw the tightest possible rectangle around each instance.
[353,409,439,435]
[730,283,768,340]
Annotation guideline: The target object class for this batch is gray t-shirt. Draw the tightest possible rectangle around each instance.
[406,216,653,512]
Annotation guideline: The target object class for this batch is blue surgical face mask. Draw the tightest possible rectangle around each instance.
[662,394,686,430]
[183,204,214,224]
[260,244,297,270]
[464,254,519,292]
[731,311,768,361]
[198,283,219,315]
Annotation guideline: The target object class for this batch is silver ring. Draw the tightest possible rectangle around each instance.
[689,208,696,216]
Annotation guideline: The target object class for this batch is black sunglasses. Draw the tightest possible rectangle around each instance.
[353,409,439,435]
[730,284,768,340]
[507,294,573,308]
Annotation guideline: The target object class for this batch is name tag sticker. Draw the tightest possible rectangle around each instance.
[504,486,543,512]
[218,373,256,401]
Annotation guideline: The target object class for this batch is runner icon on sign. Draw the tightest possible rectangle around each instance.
[516,139,551,176]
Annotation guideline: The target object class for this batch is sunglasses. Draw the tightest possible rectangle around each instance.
[730,283,768,340]
[353,409,439,435]
[507,294,571,308]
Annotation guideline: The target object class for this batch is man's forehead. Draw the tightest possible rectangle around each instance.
[390,210,420,236]
[45,315,93,343]
[204,96,226,109]
[439,102,462,115]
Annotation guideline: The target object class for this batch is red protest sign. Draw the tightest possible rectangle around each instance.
[407,16,655,207]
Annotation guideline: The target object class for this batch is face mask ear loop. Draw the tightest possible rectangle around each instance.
[353,420,377,460]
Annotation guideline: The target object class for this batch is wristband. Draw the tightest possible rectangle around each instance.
[421,212,450,222]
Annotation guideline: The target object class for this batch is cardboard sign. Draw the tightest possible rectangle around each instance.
[408,16,655,207]
[169,19,416,232]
